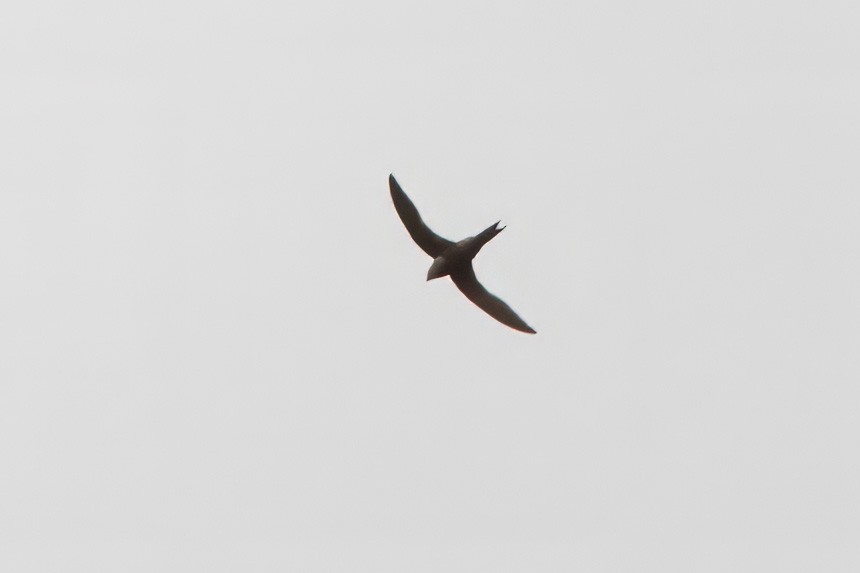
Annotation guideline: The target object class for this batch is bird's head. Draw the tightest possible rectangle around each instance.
[426,256,449,281]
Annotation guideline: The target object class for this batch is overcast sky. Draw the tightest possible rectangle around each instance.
[2,1,859,571]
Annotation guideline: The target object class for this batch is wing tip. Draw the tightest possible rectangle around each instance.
[389,174,400,198]
[389,173,404,197]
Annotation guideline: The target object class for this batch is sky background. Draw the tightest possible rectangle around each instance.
[2,1,859,571]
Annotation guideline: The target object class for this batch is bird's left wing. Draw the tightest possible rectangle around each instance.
[389,174,453,258]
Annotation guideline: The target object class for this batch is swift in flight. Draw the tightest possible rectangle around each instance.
[389,174,536,334]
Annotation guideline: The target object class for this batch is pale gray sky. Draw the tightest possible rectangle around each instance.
[2,1,859,571]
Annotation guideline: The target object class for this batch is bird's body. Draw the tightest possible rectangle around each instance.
[389,174,536,334]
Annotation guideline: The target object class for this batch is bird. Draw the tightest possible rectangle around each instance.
[389,174,536,334]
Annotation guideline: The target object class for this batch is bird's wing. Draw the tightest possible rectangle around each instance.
[389,174,453,258]
[450,264,536,334]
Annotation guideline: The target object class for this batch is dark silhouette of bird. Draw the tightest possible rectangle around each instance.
[389,174,536,334]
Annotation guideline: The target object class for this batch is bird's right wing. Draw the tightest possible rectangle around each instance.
[389,174,453,258]
[450,264,536,334]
